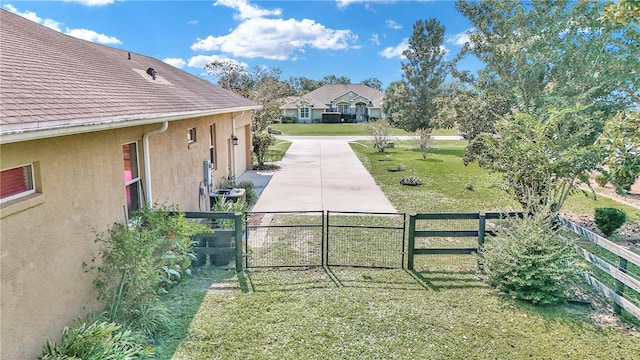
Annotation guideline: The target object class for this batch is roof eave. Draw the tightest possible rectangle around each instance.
[0,105,261,145]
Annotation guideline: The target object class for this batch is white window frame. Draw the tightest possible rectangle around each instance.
[300,107,310,119]
[337,103,349,114]
[123,142,142,218]
[188,127,197,143]
[0,163,35,203]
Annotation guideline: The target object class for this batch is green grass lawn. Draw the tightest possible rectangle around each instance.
[154,267,640,360]
[270,123,458,136]
[266,139,291,162]
[350,140,640,220]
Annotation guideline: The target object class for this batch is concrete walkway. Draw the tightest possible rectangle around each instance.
[240,136,398,213]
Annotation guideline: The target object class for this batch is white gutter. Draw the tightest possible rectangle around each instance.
[230,111,245,178]
[142,121,168,207]
[0,105,261,145]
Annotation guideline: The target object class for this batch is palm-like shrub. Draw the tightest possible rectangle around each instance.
[38,321,152,360]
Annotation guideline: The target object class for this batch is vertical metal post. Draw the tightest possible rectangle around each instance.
[407,214,416,270]
[401,213,407,269]
[324,211,329,267]
[613,257,628,315]
[234,212,243,272]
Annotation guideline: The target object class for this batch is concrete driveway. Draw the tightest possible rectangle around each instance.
[243,136,398,213]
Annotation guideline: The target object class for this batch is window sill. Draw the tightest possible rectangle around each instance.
[188,142,198,150]
[0,193,45,219]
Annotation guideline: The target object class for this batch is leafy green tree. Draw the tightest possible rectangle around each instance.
[253,132,276,169]
[465,105,606,212]
[382,80,411,127]
[360,78,383,91]
[454,0,639,212]
[598,112,640,195]
[287,76,322,94]
[363,119,394,152]
[398,18,448,132]
[252,75,292,132]
[321,74,351,85]
[204,60,253,98]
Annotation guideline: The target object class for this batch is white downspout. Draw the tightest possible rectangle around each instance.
[231,111,244,177]
[142,121,168,207]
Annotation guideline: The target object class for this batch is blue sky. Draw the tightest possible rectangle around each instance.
[4,0,478,90]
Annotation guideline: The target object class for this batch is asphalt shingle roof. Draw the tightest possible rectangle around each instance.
[281,84,384,109]
[0,10,258,136]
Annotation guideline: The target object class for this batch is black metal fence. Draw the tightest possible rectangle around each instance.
[243,211,406,269]
[326,211,406,268]
[245,211,324,268]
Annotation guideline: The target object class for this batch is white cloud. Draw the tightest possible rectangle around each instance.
[65,28,121,44]
[379,38,447,59]
[188,20,199,25]
[386,19,402,30]
[214,0,281,20]
[191,16,356,60]
[447,28,473,46]
[4,4,121,44]
[163,58,187,69]
[379,38,408,59]
[187,55,248,69]
[370,33,380,45]
[336,0,362,10]
[62,0,116,6]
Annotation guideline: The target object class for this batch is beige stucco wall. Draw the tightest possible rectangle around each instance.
[0,111,252,359]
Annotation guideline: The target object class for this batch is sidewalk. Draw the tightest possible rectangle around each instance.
[240,137,397,213]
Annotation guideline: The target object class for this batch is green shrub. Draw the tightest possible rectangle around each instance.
[594,207,626,237]
[88,204,209,333]
[235,180,257,205]
[479,213,578,305]
[281,116,297,124]
[594,173,608,187]
[38,320,153,360]
[253,131,276,169]
[400,175,423,186]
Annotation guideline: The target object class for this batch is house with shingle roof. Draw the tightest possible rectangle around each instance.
[0,9,259,359]
[280,84,384,123]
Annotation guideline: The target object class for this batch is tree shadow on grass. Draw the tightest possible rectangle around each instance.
[410,269,486,291]
[430,148,466,158]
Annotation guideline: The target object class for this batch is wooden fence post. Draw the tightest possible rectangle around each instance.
[478,213,486,268]
[408,214,416,270]
[234,212,243,272]
[614,257,628,315]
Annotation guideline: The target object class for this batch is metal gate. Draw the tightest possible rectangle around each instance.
[245,211,324,268]
[326,211,406,268]
[244,211,406,269]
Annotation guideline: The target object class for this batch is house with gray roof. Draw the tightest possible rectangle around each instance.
[280,84,384,123]
[0,9,259,359]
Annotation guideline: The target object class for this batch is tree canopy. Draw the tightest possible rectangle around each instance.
[383,19,449,132]
[452,0,639,210]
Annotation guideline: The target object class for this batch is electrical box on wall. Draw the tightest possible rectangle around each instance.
[203,160,212,186]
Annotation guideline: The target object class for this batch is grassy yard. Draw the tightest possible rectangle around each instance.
[265,139,291,162]
[350,140,640,220]
[270,123,458,136]
[154,267,640,360]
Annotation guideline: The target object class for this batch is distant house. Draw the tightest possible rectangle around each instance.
[280,84,384,123]
[0,10,259,359]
